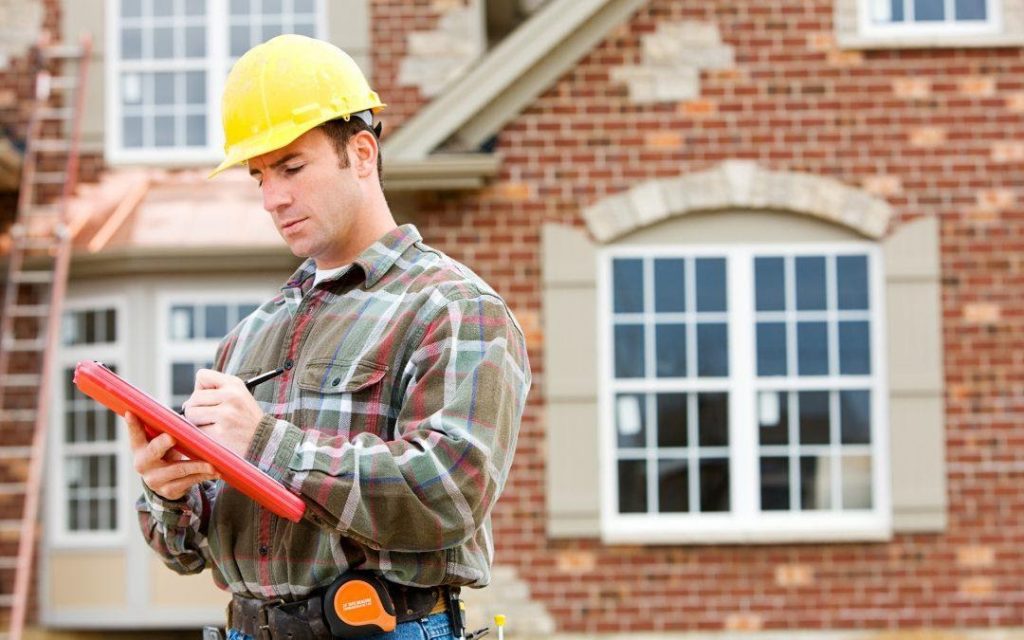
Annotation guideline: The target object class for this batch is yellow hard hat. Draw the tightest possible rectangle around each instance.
[209,34,385,178]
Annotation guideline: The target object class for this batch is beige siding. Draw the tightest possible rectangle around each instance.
[149,557,231,609]
[49,551,126,608]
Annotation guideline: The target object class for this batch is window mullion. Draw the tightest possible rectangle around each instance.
[728,248,756,518]
[208,0,229,154]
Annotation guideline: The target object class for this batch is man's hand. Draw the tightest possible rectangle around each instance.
[126,411,219,501]
[182,369,265,458]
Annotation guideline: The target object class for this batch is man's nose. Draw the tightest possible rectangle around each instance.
[261,177,293,213]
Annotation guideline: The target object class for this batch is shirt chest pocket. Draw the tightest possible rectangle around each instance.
[294,358,390,439]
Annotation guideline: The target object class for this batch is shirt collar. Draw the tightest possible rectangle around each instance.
[282,224,422,291]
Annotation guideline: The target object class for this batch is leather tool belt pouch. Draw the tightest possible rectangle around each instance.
[229,576,449,640]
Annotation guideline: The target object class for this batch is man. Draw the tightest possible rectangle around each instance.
[126,34,531,640]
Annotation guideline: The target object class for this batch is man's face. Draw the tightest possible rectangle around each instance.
[247,128,362,269]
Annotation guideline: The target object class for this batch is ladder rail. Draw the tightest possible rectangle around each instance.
[4,34,92,640]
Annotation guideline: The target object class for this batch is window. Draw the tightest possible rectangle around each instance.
[52,302,126,544]
[860,0,999,37]
[108,0,324,163]
[159,297,263,408]
[600,245,889,543]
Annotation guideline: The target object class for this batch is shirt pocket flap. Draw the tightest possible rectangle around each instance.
[296,358,388,394]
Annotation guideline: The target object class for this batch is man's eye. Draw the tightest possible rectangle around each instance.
[284,165,304,175]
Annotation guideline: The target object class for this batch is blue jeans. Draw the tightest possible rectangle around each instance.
[227,611,456,640]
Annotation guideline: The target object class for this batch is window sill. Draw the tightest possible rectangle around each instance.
[602,512,892,545]
[838,31,1024,49]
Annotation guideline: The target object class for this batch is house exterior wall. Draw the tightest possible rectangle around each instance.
[375,0,1024,634]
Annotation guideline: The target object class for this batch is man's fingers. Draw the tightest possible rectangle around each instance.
[194,368,236,392]
[184,388,229,409]
[151,473,220,502]
[124,412,147,449]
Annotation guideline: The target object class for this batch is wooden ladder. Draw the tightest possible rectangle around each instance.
[0,35,92,640]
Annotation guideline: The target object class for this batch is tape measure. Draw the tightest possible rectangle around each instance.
[324,572,397,637]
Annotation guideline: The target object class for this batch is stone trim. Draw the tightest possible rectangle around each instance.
[835,0,1024,49]
[581,160,894,243]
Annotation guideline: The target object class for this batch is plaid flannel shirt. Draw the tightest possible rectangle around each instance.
[136,224,531,599]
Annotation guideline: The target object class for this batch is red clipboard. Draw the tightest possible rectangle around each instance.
[73,360,306,523]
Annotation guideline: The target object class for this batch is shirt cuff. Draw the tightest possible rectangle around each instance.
[245,413,302,485]
[139,483,201,528]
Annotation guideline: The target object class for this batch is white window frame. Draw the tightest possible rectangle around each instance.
[105,0,326,166]
[858,0,1001,39]
[598,243,891,544]
[156,290,272,405]
[48,295,130,548]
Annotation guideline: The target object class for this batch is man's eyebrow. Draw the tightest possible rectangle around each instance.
[249,152,303,177]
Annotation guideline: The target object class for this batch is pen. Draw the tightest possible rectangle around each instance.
[244,362,292,393]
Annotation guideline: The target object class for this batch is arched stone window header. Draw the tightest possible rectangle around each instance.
[582,160,894,243]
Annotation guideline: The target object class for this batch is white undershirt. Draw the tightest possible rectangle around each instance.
[313,264,350,287]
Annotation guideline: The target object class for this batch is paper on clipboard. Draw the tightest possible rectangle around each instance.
[73,360,306,523]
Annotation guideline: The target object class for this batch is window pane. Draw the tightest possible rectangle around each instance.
[656,393,687,448]
[754,257,785,311]
[891,0,905,21]
[263,0,283,13]
[915,0,945,20]
[756,322,786,376]
[186,114,206,146]
[800,455,832,510]
[153,0,174,17]
[122,0,142,17]
[758,391,789,445]
[230,0,250,13]
[262,21,284,40]
[121,27,143,59]
[153,26,175,58]
[796,321,828,375]
[697,393,728,447]
[614,324,645,378]
[172,363,195,396]
[230,24,250,57]
[837,255,869,310]
[185,25,206,57]
[699,459,729,512]
[294,21,316,37]
[205,304,229,338]
[170,305,195,340]
[658,459,688,512]
[185,0,204,15]
[238,303,259,319]
[795,256,826,311]
[654,323,686,378]
[123,114,145,146]
[760,457,790,510]
[613,259,644,313]
[295,0,316,12]
[842,456,873,509]
[839,321,871,375]
[695,258,726,312]
[697,323,728,377]
[616,394,646,448]
[617,460,647,513]
[653,258,685,312]
[154,72,175,105]
[154,115,175,146]
[799,391,830,445]
[185,71,205,104]
[956,0,986,19]
[840,390,871,444]
[104,309,117,342]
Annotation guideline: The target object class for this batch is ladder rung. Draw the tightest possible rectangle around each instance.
[2,338,46,352]
[0,410,38,422]
[32,171,66,184]
[0,558,18,569]
[41,44,84,59]
[4,305,49,318]
[0,594,15,606]
[49,75,78,91]
[32,138,72,152]
[37,108,73,121]
[2,375,41,388]
[0,483,27,496]
[0,447,33,459]
[11,271,54,284]
[27,204,62,217]
[12,236,58,251]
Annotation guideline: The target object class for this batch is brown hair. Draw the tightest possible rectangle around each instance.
[317,116,383,187]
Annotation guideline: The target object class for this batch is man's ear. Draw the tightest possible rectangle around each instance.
[349,130,379,179]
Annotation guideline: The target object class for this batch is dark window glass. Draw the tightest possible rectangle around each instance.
[795,256,826,310]
[697,393,729,447]
[658,459,689,512]
[837,255,869,310]
[699,459,730,512]
[756,322,787,376]
[890,0,905,20]
[840,390,871,444]
[800,455,832,509]
[238,303,259,319]
[122,0,142,17]
[695,258,726,312]
[654,258,686,312]
[205,304,229,338]
[759,391,789,446]
[618,460,647,513]
[655,323,686,378]
[614,324,645,378]
[697,323,728,377]
[613,259,644,313]
[656,393,687,448]
[172,363,195,396]
[915,0,945,20]
[956,0,986,19]
[797,321,828,375]
[799,391,831,445]
[755,257,785,311]
[615,394,646,448]
[760,457,790,510]
[839,321,871,375]
[123,115,144,148]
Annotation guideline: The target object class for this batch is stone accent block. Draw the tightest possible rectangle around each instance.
[863,175,903,197]
[645,131,684,149]
[959,77,996,96]
[992,141,1024,162]
[556,550,596,573]
[893,78,931,99]
[976,188,1015,212]
[678,99,717,116]
[775,564,814,587]
[583,160,894,243]
[725,613,763,631]
[957,545,996,568]
[959,576,995,599]
[1007,92,1024,112]
[909,127,947,147]
[398,1,484,97]
[963,303,1001,324]
[612,21,734,104]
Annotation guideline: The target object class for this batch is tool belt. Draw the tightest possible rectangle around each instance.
[228,577,453,640]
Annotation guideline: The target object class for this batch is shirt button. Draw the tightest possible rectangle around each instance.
[332,377,341,387]
[259,546,269,556]
[284,358,294,369]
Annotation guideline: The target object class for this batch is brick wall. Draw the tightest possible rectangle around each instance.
[381,0,1024,633]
